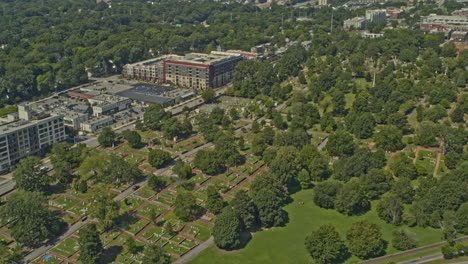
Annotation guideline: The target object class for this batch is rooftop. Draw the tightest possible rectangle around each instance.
[89,94,130,105]
[0,114,60,134]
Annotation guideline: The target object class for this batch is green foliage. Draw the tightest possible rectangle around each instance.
[232,60,278,98]
[346,220,385,259]
[375,125,405,152]
[376,195,404,225]
[455,203,468,234]
[125,131,142,148]
[172,159,193,180]
[335,178,370,216]
[88,187,120,230]
[202,88,216,103]
[361,168,391,200]
[13,156,51,192]
[326,130,355,157]
[213,207,242,250]
[389,153,417,180]
[230,190,258,230]
[390,177,415,204]
[269,146,300,184]
[78,223,103,264]
[142,244,170,264]
[0,105,18,117]
[98,127,115,147]
[206,185,226,214]
[313,181,343,209]
[214,132,244,166]
[174,193,199,222]
[148,149,172,168]
[144,104,171,130]
[392,229,417,250]
[0,191,62,247]
[250,172,288,228]
[162,117,192,140]
[333,148,386,182]
[304,224,348,264]
[193,150,224,175]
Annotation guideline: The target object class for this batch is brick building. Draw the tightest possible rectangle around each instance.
[122,51,247,89]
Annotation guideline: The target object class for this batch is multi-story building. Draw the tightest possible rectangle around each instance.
[366,9,387,24]
[0,105,66,170]
[122,51,246,89]
[344,17,370,29]
[88,94,132,117]
[80,116,114,133]
[421,14,468,32]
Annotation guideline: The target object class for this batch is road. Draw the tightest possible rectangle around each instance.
[397,253,443,264]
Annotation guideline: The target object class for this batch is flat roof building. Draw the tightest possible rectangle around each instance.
[366,9,387,24]
[344,17,370,29]
[80,116,114,133]
[0,105,66,170]
[88,94,132,117]
[421,14,468,32]
[123,51,247,90]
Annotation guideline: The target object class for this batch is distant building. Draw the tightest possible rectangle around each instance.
[420,14,468,32]
[366,9,387,24]
[451,31,468,41]
[362,32,384,38]
[344,17,370,29]
[0,105,66,170]
[80,116,114,133]
[88,94,132,117]
[116,83,195,107]
[122,51,250,90]
[452,8,468,16]
[386,7,403,20]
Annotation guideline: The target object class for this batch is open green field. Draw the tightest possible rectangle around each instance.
[190,189,442,264]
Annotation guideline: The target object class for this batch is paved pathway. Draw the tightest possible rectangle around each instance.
[397,253,443,264]
[173,237,214,264]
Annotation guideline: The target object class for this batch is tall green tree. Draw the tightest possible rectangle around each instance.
[174,193,199,222]
[392,229,417,250]
[206,185,225,214]
[13,156,51,192]
[230,190,258,230]
[148,149,172,168]
[142,244,170,264]
[305,224,348,264]
[0,191,62,247]
[212,207,243,250]
[88,187,120,231]
[346,220,385,259]
[326,130,355,157]
[374,125,405,152]
[78,223,103,264]
[144,104,171,130]
[125,131,142,148]
[98,126,115,147]
[376,195,404,225]
[335,178,370,216]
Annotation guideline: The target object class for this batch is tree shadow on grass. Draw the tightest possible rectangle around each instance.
[100,245,123,264]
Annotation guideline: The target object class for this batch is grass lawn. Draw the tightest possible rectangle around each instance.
[184,221,212,242]
[134,185,156,199]
[137,203,166,219]
[49,196,80,210]
[120,197,144,212]
[154,191,177,206]
[189,189,443,264]
[51,237,79,257]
